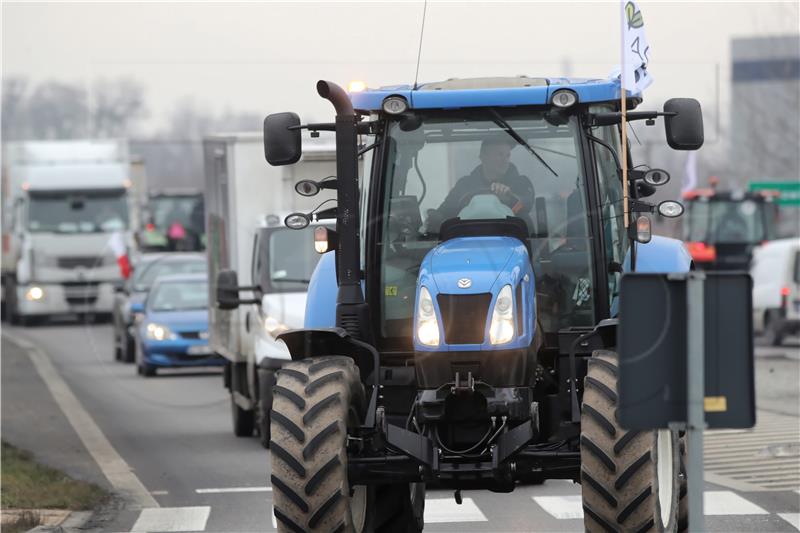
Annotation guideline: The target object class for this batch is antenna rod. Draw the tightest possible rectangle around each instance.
[413,0,428,90]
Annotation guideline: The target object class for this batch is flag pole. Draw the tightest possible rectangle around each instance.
[621,1,630,229]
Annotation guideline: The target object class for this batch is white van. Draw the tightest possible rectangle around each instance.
[751,238,800,345]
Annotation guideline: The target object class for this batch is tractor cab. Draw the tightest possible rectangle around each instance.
[683,187,778,270]
[262,77,703,533]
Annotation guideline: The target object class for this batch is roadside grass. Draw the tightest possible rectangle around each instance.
[1,440,108,530]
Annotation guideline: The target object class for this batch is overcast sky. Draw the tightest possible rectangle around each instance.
[3,1,799,134]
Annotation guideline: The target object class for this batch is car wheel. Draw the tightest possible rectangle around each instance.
[764,311,785,347]
[123,332,136,363]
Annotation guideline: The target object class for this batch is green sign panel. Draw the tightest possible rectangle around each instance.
[749,181,800,206]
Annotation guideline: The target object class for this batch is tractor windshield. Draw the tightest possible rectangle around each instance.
[378,110,596,344]
[686,198,773,244]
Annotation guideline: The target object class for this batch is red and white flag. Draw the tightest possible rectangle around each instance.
[108,231,131,279]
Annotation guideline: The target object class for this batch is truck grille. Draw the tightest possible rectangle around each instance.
[62,282,100,306]
[436,293,492,345]
[58,256,103,269]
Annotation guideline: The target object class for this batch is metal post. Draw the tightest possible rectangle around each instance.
[686,272,706,532]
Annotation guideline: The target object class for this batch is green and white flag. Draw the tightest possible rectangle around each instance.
[621,0,653,94]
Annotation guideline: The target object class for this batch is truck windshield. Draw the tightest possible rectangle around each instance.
[686,199,771,244]
[148,195,204,233]
[28,190,129,233]
[379,110,595,343]
[261,227,323,292]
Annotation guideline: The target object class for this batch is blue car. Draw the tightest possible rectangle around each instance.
[134,273,222,377]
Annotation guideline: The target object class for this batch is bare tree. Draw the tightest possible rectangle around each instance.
[2,76,30,141]
[90,78,148,138]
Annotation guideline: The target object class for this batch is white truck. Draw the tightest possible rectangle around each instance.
[1,140,136,325]
[203,132,338,446]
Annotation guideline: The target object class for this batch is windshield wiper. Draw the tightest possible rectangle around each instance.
[489,109,558,178]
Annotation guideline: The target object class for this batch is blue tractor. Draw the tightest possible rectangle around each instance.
[263,76,703,532]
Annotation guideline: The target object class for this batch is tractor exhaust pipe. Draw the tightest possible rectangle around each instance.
[316,80,370,341]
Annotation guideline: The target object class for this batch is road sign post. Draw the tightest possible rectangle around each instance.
[619,272,755,532]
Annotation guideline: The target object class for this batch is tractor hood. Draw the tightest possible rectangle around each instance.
[425,236,527,294]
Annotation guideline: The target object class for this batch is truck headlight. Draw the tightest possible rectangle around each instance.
[25,286,45,301]
[146,323,177,341]
[415,286,440,347]
[489,285,515,345]
[264,316,289,338]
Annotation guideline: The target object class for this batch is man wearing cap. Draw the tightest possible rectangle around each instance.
[428,136,535,231]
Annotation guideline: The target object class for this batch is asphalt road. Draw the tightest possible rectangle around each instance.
[2,322,799,533]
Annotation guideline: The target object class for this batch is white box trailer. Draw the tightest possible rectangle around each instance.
[203,131,339,443]
[1,140,137,324]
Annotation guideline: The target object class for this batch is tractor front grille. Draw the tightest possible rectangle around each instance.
[436,293,492,345]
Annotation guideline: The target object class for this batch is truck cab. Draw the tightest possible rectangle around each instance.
[2,140,134,324]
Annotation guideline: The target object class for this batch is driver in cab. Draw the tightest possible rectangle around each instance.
[427,136,534,232]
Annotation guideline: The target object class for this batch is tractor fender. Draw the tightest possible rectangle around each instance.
[625,235,692,274]
[612,236,691,317]
[304,252,337,328]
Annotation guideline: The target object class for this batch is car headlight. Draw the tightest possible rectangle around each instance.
[25,286,45,301]
[263,316,290,338]
[415,286,440,347]
[145,323,177,341]
[489,285,515,345]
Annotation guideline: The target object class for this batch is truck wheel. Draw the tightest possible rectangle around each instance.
[269,356,370,533]
[763,311,785,347]
[123,333,136,363]
[258,368,275,449]
[580,350,679,533]
[231,394,255,437]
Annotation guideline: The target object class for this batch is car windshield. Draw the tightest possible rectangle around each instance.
[267,227,322,292]
[686,199,770,244]
[134,259,206,291]
[379,110,595,342]
[149,280,208,312]
[28,190,129,233]
[148,195,204,232]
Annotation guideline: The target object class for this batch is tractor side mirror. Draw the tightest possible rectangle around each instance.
[663,99,704,150]
[264,112,302,166]
[216,270,241,310]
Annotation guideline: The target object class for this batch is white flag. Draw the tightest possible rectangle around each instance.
[621,0,653,94]
[681,151,698,193]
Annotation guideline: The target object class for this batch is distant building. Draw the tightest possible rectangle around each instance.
[730,35,800,187]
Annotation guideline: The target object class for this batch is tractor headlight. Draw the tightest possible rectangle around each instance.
[145,323,177,341]
[415,286,440,347]
[489,285,515,345]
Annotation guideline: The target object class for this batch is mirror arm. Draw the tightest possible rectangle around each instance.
[629,199,655,213]
[289,122,337,132]
[590,111,678,127]
[314,206,338,220]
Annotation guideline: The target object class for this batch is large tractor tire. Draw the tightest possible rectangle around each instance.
[580,350,679,533]
[269,356,421,533]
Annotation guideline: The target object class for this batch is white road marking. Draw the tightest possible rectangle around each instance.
[424,497,487,523]
[703,491,768,515]
[779,513,800,531]
[196,486,272,494]
[3,332,158,509]
[533,495,583,519]
[151,490,169,496]
[131,506,210,532]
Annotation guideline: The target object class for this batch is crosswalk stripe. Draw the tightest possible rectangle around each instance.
[703,491,768,515]
[778,513,800,531]
[424,497,488,523]
[532,495,583,520]
[196,486,272,493]
[131,506,211,532]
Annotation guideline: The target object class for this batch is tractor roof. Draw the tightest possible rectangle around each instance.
[349,76,623,112]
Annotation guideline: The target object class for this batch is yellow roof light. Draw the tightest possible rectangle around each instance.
[348,80,367,93]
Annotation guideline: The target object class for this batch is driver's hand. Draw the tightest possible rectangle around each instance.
[490,182,512,198]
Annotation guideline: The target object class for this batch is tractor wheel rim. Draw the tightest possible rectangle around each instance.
[657,429,674,526]
[350,485,368,532]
